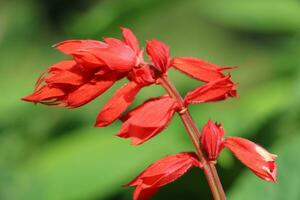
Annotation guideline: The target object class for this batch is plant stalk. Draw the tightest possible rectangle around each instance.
[159,75,226,200]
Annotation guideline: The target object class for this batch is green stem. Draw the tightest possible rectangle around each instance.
[159,75,226,200]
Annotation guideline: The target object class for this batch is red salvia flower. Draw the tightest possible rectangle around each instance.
[116,96,178,145]
[54,28,143,72]
[146,39,171,73]
[199,120,277,182]
[184,75,237,105]
[22,60,121,107]
[126,152,202,200]
[172,57,235,82]
[95,81,141,127]
[224,137,277,182]
[200,120,225,161]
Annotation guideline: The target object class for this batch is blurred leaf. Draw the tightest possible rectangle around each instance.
[198,0,300,33]
[228,134,300,200]
[2,123,190,200]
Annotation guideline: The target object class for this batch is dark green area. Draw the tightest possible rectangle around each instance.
[1,0,300,199]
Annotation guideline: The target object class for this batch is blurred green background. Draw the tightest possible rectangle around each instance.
[1,0,300,199]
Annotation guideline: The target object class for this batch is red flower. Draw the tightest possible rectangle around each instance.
[146,39,171,73]
[95,81,141,127]
[184,75,237,105]
[172,57,235,82]
[199,120,277,182]
[22,60,120,107]
[54,28,143,72]
[224,137,277,182]
[200,120,224,161]
[116,96,178,145]
[126,152,202,200]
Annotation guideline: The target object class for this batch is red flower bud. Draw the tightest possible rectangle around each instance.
[146,39,171,73]
[200,120,225,161]
[224,137,277,182]
[126,152,202,200]
[116,96,178,145]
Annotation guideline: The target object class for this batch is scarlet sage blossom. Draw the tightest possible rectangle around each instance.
[172,57,235,82]
[126,152,202,200]
[184,75,237,105]
[22,60,121,107]
[200,120,277,182]
[116,96,178,145]
[224,137,277,182]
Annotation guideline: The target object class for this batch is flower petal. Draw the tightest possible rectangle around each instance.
[224,137,277,182]
[146,39,170,73]
[22,85,65,105]
[184,75,237,105]
[85,44,136,71]
[65,74,118,108]
[95,81,141,127]
[121,27,140,53]
[133,186,159,200]
[54,40,107,68]
[172,57,234,82]
[126,152,201,200]
[116,96,178,145]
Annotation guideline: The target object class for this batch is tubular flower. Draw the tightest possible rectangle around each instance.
[116,96,178,145]
[22,60,121,107]
[224,137,277,182]
[172,57,235,82]
[184,75,237,105]
[199,120,277,182]
[54,27,143,72]
[126,152,202,200]
[200,120,225,161]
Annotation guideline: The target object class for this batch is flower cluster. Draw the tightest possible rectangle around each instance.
[22,27,277,200]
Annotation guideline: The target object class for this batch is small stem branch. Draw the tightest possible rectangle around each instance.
[159,75,226,200]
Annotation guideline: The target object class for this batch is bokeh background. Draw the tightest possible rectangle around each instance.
[1,0,300,199]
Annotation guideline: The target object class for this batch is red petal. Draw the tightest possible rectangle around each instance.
[121,27,140,53]
[224,137,277,182]
[184,75,237,104]
[172,57,234,82]
[54,40,107,68]
[65,74,118,108]
[95,81,141,127]
[146,39,170,73]
[133,186,159,200]
[45,68,85,86]
[22,85,65,105]
[86,44,136,71]
[200,120,225,161]
[116,96,178,145]
[127,152,201,200]
[54,40,106,54]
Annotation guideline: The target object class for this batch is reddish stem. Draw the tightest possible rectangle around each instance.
[159,75,226,200]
